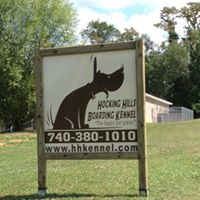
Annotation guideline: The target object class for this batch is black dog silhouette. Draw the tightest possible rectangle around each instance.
[53,57,124,129]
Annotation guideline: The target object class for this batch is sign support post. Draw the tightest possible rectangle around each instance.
[35,40,148,197]
[35,50,47,196]
[136,40,148,196]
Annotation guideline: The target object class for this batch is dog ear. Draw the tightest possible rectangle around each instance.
[93,57,97,77]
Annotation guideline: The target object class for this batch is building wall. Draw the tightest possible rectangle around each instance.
[145,96,171,123]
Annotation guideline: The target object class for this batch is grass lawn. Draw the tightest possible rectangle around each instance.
[0,120,200,200]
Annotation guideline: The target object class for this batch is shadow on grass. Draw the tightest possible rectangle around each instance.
[0,193,138,200]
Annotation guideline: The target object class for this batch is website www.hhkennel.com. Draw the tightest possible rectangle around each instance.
[45,142,138,153]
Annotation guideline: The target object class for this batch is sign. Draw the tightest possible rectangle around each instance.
[43,49,138,157]
[36,41,148,196]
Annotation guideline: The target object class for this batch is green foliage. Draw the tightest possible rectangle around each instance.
[146,41,189,101]
[192,103,200,115]
[118,27,139,42]
[140,34,156,59]
[188,33,200,116]
[180,2,200,41]
[154,6,179,43]
[0,0,77,130]
[81,20,141,44]
[81,20,121,44]
[154,2,200,116]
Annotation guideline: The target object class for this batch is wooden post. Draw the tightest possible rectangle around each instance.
[136,40,148,196]
[35,49,47,196]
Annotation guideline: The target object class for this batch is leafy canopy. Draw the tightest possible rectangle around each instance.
[0,0,77,130]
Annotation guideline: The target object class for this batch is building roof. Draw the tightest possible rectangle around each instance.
[146,93,173,105]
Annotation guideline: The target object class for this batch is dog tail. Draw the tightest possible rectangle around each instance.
[46,105,54,128]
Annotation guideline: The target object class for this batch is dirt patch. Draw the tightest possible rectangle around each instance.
[0,139,27,147]
[9,139,29,143]
[0,133,36,147]
[0,142,7,147]
[1,132,36,137]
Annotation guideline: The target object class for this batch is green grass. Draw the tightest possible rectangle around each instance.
[0,120,200,200]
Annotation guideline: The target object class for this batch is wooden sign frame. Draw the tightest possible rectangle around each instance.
[35,40,148,196]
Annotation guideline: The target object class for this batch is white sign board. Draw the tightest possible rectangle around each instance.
[42,50,138,157]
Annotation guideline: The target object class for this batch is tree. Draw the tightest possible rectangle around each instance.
[81,20,121,44]
[180,2,200,42]
[81,20,154,55]
[140,34,156,60]
[179,3,200,116]
[154,2,200,117]
[0,0,77,130]
[146,41,190,102]
[188,33,200,116]
[154,6,179,43]
[118,27,139,42]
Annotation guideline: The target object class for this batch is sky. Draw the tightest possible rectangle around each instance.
[71,0,200,44]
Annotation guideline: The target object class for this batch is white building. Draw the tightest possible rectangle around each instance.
[145,94,173,123]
